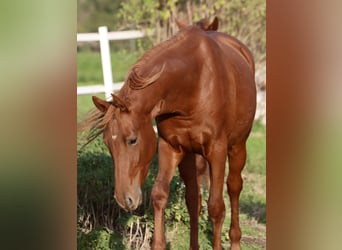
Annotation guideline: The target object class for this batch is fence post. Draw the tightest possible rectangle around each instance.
[98,26,113,100]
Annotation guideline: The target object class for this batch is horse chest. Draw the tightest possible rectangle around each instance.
[158,121,208,154]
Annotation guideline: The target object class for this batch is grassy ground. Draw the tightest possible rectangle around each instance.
[77,50,265,249]
[77,123,266,249]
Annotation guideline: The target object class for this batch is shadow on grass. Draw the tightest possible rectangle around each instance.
[240,198,266,224]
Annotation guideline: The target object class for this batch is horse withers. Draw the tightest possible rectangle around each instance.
[83,17,256,250]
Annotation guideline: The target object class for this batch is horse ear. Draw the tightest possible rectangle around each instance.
[208,16,219,31]
[175,18,186,30]
[151,99,164,119]
[92,96,111,113]
[111,94,129,112]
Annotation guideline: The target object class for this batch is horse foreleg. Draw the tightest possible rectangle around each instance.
[151,138,184,250]
[227,142,247,250]
[179,153,204,250]
[207,147,227,250]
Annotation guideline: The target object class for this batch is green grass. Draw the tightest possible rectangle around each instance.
[239,123,266,248]
[77,94,102,122]
[77,123,266,249]
[246,122,266,175]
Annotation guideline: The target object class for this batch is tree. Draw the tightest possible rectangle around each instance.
[78,0,265,63]
[77,0,124,32]
[116,0,265,62]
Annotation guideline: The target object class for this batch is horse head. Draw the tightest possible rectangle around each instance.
[92,94,156,211]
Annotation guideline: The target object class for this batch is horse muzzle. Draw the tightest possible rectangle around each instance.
[114,188,142,211]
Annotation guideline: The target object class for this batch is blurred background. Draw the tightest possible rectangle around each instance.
[77,0,266,249]
[77,0,265,61]
[1,0,341,249]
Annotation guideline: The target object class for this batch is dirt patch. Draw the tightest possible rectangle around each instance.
[242,235,266,249]
[241,218,266,249]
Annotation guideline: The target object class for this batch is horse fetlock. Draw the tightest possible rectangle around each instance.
[229,226,242,242]
[229,226,242,250]
[230,242,241,250]
[151,240,166,250]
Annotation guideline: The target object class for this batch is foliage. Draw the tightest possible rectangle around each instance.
[77,227,124,250]
[77,137,116,232]
[77,0,123,32]
[214,0,266,62]
[78,0,266,63]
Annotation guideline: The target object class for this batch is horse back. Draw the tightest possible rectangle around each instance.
[206,31,255,75]
[156,28,256,151]
[217,33,256,144]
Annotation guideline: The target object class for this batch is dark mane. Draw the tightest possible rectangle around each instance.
[78,105,116,148]
[126,26,196,90]
[127,63,165,90]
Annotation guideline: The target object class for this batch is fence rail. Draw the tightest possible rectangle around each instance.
[77,30,144,42]
[77,82,124,95]
[77,26,144,100]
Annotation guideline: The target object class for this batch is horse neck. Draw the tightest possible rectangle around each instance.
[130,69,196,120]
[125,31,202,118]
[117,83,163,120]
[124,84,168,119]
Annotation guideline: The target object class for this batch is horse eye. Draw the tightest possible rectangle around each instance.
[127,137,138,146]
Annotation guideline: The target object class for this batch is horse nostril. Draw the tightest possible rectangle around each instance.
[125,195,134,209]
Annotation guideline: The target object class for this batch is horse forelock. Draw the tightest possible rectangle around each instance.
[78,105,116,148]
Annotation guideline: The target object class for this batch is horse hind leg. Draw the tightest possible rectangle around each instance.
[206,146,228,250]
[227,142,247,250]
[179,153,206,250]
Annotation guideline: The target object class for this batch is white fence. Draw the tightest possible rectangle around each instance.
[77,26,144,100]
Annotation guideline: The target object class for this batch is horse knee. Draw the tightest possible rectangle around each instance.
[151,182,169,210]
[227,174,243,188]
[208,198,225,222]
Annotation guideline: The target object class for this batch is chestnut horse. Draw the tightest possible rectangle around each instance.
[83,17,256,250]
